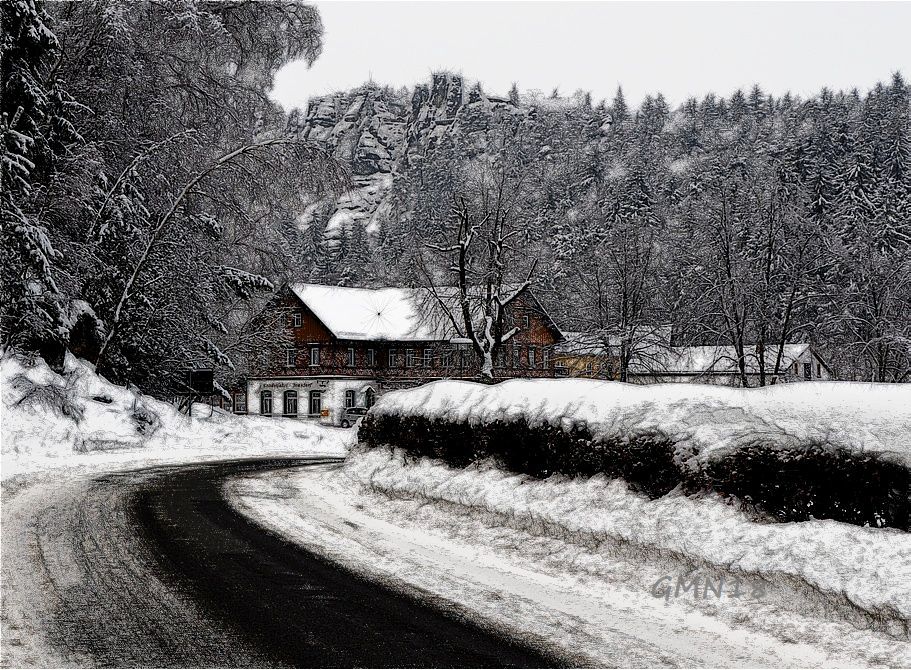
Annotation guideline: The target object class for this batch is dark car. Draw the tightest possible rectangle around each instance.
[340,406,368,428]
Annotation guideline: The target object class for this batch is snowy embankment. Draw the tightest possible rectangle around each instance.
[369,378,911,471]
[347,447,911,636]
[1,352,352,482]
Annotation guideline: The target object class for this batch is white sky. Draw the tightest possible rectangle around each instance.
[270,1,911,112]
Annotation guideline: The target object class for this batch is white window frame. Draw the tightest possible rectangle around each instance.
[310,346,320,367]
[528,347,536,368]
[422,349,432,368]
[543,349,551,369]
[388,349,397,367]
[405,349,415,368]
[308,390,322,416]
[283,390,298,417]
[233,393,247,414]
[285,348,296,367]
[344,390,355,408]
[366,348,375,366]
[292,312,302,327]
[346,347,355,367]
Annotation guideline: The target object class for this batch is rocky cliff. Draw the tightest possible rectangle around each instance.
[291,74,529,244]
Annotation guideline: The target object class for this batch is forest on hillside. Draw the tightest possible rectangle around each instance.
[296,74,911,384]
[3,1,910,393]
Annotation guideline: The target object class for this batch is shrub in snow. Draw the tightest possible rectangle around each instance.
[361,379,911,529]
[10,372,85,422]
[360,414,680,498]
[700,444,910,530]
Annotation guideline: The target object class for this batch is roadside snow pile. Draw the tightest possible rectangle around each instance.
[369,378,911,468]
[346,447,911,635]
[363,379,911,529]
[1,352,351,479]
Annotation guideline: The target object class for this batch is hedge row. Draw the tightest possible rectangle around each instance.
[358,413,911,530]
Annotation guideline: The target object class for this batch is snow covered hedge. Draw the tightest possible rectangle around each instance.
[360,379,911,529]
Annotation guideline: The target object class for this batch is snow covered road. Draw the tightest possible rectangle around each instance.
[227,462,909,669]
[1,458,556,668]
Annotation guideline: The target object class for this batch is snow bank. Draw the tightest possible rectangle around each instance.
[1,352,352,480]
[369,378,911,469]
[346,447,911,634]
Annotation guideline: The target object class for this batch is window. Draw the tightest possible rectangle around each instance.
[233,393,247,414]
[310,346,320,367]
[388,349,397,367]
[292,312,302,327]
[365,388,376,408]
[366,348,376,367]
[528,347,536,368]
[793,361,799,375]
[308,390,322,416]
[523,315,530,329]
[817,363,822,377]
[543,349,551,369]
[283,390,298,417]
[585,362,594,374]
[803,362,812,381]
[285,348,296,367]
[512,347,520,368]
[260,390,273,416]
[459,350,467,369]
[346,347,355,367]
[345,390,355,408]
[405,349,415,367]
[440,350,452,368]
[422,349,432,368]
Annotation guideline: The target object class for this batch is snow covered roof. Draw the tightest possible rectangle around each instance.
[289,284,446,341]
[288,283,562,342]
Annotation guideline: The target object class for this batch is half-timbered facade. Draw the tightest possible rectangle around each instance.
[234,283,563,424]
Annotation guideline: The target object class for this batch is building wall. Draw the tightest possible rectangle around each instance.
[246,376,379,426]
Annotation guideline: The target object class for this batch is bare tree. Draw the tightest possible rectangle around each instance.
[421,166,538,381]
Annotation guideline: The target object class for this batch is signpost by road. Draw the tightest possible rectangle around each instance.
[178,369,215,417]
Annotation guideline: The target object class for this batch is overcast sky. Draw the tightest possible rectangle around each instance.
[270,1,911,112]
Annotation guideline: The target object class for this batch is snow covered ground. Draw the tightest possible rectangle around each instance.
[369,378,911,470]
[1,352,352,483]
[227,450,911,667]
[1,351,353,667]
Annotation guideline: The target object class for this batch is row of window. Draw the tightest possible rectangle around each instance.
[287,311,536,331]
[283,346,552,369]
[254,388,377,417]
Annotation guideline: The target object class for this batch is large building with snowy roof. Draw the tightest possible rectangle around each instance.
[232,283,563,425]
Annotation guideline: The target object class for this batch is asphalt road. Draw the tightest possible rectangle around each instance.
[25,458,562,668]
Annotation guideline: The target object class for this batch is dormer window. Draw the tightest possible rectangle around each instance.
[292,312,302,327]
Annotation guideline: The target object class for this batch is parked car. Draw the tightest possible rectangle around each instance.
[340,406,368,428]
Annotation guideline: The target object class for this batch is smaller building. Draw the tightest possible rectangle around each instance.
[630,344,833,385]
[555,332,834,386]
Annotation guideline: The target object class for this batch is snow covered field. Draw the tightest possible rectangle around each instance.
[368,378,911,470]
[227,450,911,667]
[1,352,351,483]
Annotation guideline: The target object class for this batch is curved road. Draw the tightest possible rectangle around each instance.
[8,458,561,668]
